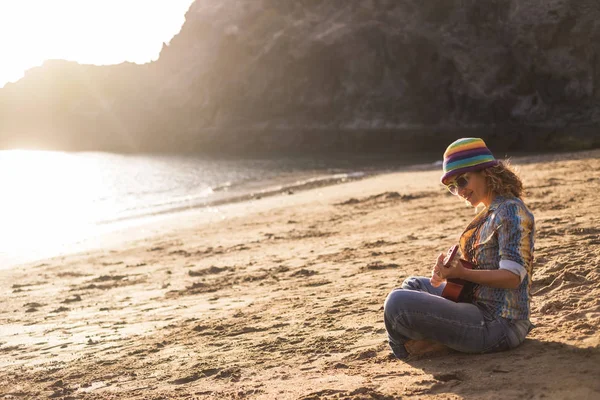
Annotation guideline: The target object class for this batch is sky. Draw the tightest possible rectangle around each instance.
[0,0,195,87]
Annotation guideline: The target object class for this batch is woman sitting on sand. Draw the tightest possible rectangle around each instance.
[384,137,535,359]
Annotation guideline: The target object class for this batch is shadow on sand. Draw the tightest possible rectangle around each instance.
[403,338,600,399]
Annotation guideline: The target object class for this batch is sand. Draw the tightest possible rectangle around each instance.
[1,149,599,400]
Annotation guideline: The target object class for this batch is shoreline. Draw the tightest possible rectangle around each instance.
[0,171,376,270]
[1,158,431,270]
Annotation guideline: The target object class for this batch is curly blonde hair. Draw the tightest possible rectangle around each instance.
[481,160,524,199]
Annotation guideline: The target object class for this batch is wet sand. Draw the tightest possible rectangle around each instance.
[1,149,599,399]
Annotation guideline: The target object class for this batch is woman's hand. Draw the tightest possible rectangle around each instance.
[435,252,465,280]
[429,253,446,287]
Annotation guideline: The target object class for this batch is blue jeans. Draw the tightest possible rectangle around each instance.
[384,276,531,358]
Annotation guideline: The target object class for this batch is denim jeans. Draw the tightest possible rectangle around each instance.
[384,276,532,358]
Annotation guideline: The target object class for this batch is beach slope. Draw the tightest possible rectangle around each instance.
[1,150,599,399]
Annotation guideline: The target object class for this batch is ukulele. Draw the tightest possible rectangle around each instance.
[440,245,475,302]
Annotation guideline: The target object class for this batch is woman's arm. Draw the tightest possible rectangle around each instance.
[455,266,521,289]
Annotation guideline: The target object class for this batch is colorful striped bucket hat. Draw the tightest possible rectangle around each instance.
[441,138,498,184]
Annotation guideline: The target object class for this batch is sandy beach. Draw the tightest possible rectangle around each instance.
[1,149,599,400]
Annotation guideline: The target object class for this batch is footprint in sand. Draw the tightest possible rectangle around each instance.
[361,262,400,271]
[169,367,233,385]
[62,295,82,304]
[188,265,233,276]
[290,268,318,277]
[23,302,45,313]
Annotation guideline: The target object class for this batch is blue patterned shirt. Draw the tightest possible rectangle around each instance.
[459,196,535,320]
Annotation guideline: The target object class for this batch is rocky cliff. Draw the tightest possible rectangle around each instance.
[1,0,599,154]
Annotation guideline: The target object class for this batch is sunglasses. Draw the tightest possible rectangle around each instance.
[445,174,469,195]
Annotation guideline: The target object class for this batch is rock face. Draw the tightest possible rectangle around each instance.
[1,0,599,154]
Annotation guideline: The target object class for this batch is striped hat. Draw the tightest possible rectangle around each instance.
[441,138,498,184]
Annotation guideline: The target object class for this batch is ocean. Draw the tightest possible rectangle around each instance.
[0,150,433,268]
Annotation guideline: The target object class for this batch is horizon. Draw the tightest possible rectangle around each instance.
[0,0,195,88]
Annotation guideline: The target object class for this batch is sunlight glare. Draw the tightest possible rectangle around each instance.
[0,150,109,259]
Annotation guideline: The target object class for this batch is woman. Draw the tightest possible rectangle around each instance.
[384,137,535,359]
